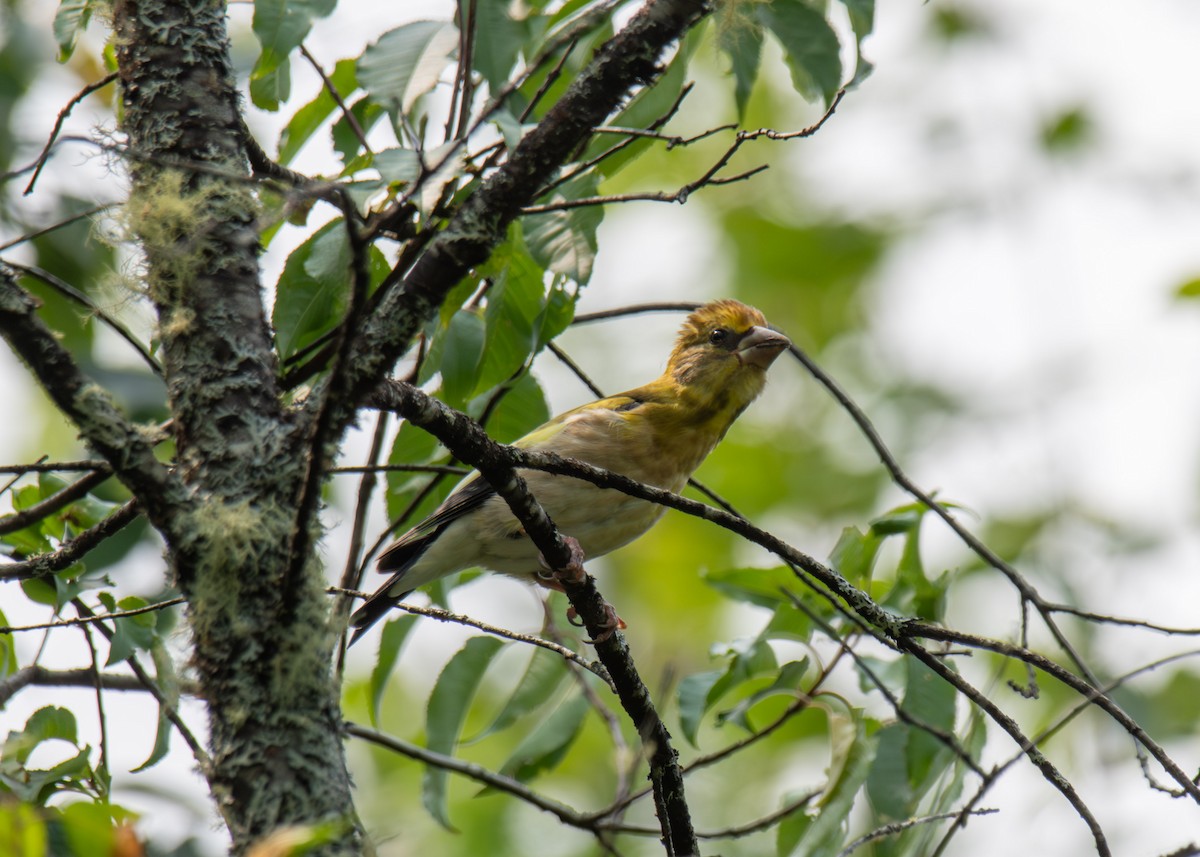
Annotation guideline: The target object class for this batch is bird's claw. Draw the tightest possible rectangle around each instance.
[536,535,587,586]
[566,603,626,644]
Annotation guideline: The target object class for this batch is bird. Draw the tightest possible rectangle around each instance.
[348,299,791,645]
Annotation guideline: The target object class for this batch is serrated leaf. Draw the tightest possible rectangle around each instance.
[423,636,505,828]
[358,21,458,115]
[757,0,843,107]
[368,614,418,725]
[272,221,350,360]
[278,59,358,165]
[5,707,79,766]
[498,692,590,782]
[53,0,94,62]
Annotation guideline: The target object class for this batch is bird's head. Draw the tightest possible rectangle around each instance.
[664,299,791,416]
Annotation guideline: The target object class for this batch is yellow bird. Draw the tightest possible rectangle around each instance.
[349,299,790,643]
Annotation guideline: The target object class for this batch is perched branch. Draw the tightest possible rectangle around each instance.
[369,378,699,857]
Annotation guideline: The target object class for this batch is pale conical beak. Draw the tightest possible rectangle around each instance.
[737,326,791,369]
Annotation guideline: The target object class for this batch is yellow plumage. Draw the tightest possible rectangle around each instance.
[349,299,790,642]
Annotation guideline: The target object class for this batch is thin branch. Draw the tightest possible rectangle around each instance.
[346,721,591,829]
[0,596,182,633]
[0,205,117,254]
[369,378,699,857]
[0,459,109,474]
[520,165,768,213]
[23,72,119,195]
[332,587,613,688]
[300,44,371,154]
[0,467,113,535]
[0,500,140,582]
[0,666,166,708]
[3,262,162,376]
[836,808,999,857]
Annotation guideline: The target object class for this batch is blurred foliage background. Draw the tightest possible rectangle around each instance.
[2,0,1200,855]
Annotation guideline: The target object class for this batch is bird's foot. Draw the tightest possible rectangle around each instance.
[566,603,626,644]
[536,535,587,587]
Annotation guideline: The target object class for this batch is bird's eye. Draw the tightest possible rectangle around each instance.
[709,328,729,345]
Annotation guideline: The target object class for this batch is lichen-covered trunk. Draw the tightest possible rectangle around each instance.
[110,0,360,851]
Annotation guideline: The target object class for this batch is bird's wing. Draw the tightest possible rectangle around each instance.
[377,393,644,567]
[376,474,496,571]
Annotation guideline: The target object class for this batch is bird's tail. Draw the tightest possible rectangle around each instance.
[347,581,414,648]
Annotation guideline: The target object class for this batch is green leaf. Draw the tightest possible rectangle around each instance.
[677,669,724,746]
[278,59,358,165]
[374,148,422,184]
[717,10,764,119]
[52,0,94,62]
[828,526,882,586]
[438,309,487,408]
[497,692,590,782]
[779,700,877,857]
[534,280,577,347]
[715,659,809,732]
[705,565,798,609]
[252,0,336,79]
[105,596,158,666]
[333,97,386,166]
[836,0,875,85]
[249,55,293,111]
[524,177,603,284]
[471,0,529,93]
[58,802,118,857]
[0,802,46,857]
[469,647,568,743]
[757,0,843,107]
[131,641,178,772]
[358,21,459,115]
[0,609,17,680]
[272,221,350,361]
[368,614,418,726]
[474,234,545,394]
[4,707,79,766]
[423,636,505,828]
[476,373,551,445]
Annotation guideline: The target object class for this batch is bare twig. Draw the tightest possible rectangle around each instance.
[23,72,119,195]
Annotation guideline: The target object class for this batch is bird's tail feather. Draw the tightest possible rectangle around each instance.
[347,582,414,648]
